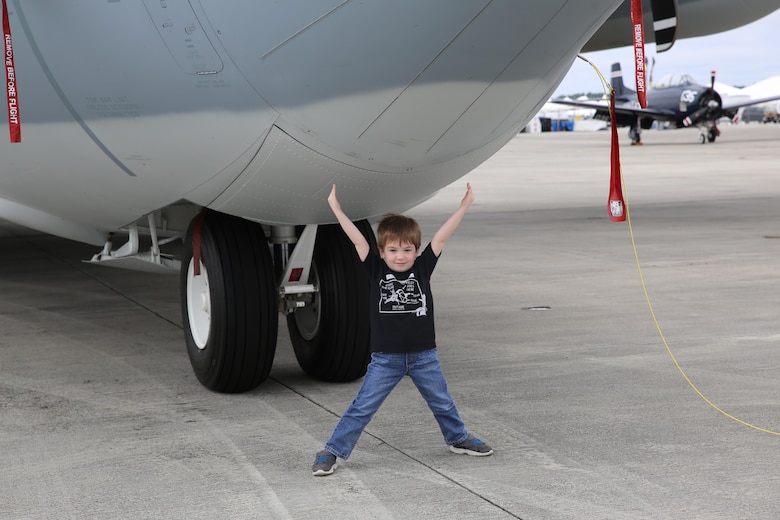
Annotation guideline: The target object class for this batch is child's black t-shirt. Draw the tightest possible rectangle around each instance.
[362,244,438,353]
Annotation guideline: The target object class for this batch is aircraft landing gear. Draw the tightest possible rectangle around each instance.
[286,222,374,382]
[181,210,278,393]
[699,125,720,144]
[629,126,642,145]
[180,210,374,392]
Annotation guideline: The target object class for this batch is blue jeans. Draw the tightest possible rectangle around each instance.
[325,348,469,460]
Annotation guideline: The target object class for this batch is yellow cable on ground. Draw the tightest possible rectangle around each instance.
[622,177,780,436]
[577,55,780,436]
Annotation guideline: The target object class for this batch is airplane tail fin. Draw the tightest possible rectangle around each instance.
[610,63,636,101]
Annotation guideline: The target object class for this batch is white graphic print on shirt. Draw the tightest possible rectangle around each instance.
[379,273,428,316]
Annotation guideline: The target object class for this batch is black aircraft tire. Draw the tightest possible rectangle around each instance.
[181,210,278,393]
[287,221,375,382]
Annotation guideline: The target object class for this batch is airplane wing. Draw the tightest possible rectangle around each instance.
[553,99,678,121]
[584,0,779,52]
[721,93,780,112]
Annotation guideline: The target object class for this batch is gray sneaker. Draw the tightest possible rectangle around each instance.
[312,450,338,476]
[449,436,493,456]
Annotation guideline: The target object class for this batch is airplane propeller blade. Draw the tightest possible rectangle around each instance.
[683,71,722,127]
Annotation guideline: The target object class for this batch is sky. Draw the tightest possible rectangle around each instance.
[554,8,780,97]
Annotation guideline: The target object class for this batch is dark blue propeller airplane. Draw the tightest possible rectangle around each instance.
[555,62,780,145]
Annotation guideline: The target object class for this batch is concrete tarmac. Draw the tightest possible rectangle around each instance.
[2,124,779,519]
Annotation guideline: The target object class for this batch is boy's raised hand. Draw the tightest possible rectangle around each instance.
[460,182,475,210]
[327,184,341,214]
[327,183,370,261]
[431,182,474,257]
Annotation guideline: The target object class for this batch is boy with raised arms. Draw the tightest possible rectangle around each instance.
[312,183,492,476]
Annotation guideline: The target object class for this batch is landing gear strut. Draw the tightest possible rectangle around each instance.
[698,125,719,144]
[286,221,375,382]
[629,125,642,145]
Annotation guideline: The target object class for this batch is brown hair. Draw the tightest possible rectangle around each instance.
[376,213,421,250]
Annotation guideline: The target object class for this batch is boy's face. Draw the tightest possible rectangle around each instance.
[380,240,418,273]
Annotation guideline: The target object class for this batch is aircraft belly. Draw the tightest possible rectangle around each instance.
[209,125,510,225]
[205,0,623,225]
[207,0,622,168]
[1,0,622,238]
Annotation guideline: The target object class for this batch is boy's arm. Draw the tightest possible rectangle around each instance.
[328,184,371,261]
[431,183,474,257]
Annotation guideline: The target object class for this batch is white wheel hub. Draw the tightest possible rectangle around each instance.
[186,258,211,350]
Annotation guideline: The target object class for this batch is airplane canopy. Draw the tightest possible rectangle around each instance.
[654,73,698,89]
